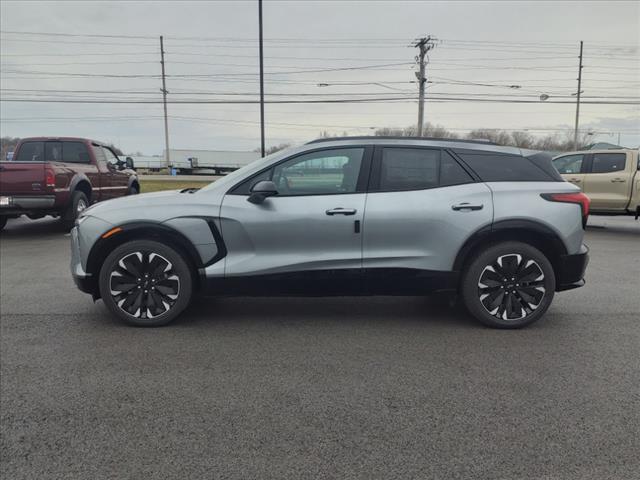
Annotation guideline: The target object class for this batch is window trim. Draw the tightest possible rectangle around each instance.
[227,145,374,197]
[367,146,477,193]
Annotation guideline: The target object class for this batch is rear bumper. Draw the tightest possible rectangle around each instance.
[70,226,96,295]
[0,195,56,215]
[556,244,589,291]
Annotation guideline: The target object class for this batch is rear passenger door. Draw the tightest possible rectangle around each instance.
[362,147,493,281]
[583,152,632,211]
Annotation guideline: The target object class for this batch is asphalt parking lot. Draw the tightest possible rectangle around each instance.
[1,215,639,479]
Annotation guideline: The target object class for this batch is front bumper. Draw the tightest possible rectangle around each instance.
[70,226,96,295]
[556,244,589,291]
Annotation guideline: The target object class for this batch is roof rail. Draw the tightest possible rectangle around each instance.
[306,135,497,146]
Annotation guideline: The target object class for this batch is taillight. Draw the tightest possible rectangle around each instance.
[541,192,590,228]
[45,168,56,188]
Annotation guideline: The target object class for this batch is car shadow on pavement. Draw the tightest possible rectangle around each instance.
[176,294,480,329]
[1,216,67,238]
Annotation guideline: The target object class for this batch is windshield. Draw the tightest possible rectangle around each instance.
[199,148,295,192]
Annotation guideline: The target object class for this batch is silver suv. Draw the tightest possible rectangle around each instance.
[71,137,590,328]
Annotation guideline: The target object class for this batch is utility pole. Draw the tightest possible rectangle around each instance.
[160,35,170,168]
[573,40,583,150]
[258,0,266,157]
[413,36,436,137]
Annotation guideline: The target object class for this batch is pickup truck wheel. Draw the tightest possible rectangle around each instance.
[0,216,7,232]
[61,191,89,230]
[461,241,556,329]
[98,240,193,327]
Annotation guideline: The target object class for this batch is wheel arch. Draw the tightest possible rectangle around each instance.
[453,220,569,287]
[85,221,206,298]
[128,175,140,193]
[70,174,92,202]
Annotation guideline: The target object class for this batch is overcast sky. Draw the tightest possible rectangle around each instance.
[1,0,638,154]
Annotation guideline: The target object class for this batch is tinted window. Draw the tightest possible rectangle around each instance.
[15,141,44,162]
[591,153,626,173]
[62,142,90,163]
[440,151,474,186]
[553,154,584,174]
[45,142,63,162]
[457,152,552,182]
[271,148,364,195]
[380,148,439,191]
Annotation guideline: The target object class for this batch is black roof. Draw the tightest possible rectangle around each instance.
[307,136,497,146]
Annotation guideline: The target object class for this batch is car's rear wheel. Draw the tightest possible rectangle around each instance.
[0,216,7,232]
[61,191,89,230]
[461,241,555,328]
[98,240,193,326]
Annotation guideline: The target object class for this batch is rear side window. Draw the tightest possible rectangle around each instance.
[62,142,90,163]
[380,148,439,191]
[14,141,44,162]
[457,151,553,182]
[553,154,584,174]
[591,153,626,173]
[440,151,474,186]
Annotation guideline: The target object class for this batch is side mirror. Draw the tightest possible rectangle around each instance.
[248,180,278,204]
[125,157,135,170]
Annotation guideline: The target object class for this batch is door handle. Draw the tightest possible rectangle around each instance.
[569,178,581,183]
[326,207,357,216]
[451,202,483,211]
[611,178,626,183]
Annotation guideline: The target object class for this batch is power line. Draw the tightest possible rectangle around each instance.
[1,97,637,105]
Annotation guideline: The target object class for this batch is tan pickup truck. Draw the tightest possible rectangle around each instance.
[553,149,639,218]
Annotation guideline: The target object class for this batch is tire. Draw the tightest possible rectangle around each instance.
[128,184,139,195]
[98,240,193,327]
[0,216,7,232]
[461,241,556,329]
[61,191,89,230]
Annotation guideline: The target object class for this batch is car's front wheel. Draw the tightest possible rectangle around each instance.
[98,240,193,326]
[461,241,556,328]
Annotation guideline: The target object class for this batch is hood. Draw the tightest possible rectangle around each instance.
[82,189,221,225]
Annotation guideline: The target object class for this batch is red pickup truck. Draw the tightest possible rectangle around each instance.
[0,137,139,231]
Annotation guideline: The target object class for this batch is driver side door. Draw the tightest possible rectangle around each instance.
[219,146,372,294]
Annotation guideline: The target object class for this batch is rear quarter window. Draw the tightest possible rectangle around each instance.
[456,151,553,182]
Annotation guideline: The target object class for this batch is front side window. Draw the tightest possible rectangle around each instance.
[102,147,120,165]
[271,148,364,195]
[591,153,626,173]
[553,154,584,174]
[62,142,90,163]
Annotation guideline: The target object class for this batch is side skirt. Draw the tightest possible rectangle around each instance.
[203,268,459,297]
